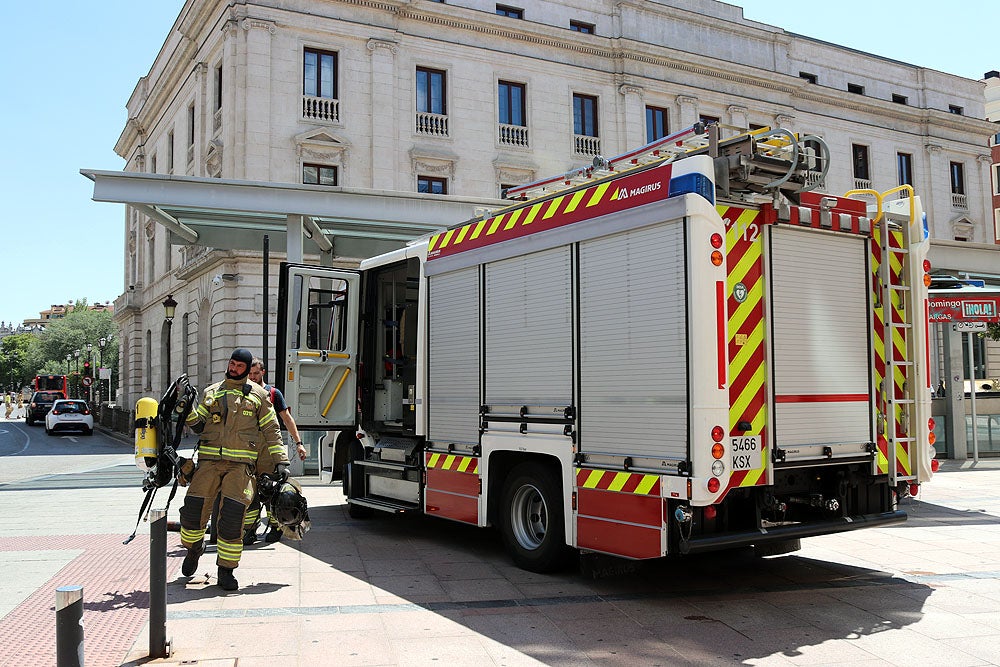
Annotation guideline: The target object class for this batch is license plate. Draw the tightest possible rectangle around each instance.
[731,436,761,471]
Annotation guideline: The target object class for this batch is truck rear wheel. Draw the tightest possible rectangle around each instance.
[500,462,569,573]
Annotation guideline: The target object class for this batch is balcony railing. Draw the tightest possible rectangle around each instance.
[952,193,968,209]
[574,134,601,156]
[302,95,340,123]
[804,171,826,191]
[416,112,449,137]
[853,178,872,191]
[499,124,529,148]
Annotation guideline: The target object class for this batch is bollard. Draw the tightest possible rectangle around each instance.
[148,509,171,658]
[55,585,84,667]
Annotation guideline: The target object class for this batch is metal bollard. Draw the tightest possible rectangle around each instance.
[148,509,171,658]
[55,585,84,667]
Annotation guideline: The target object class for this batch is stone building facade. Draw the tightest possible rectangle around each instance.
[112,0,996,408]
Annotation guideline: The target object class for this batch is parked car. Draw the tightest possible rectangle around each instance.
[44,399,94,436]
[25,391,63,426]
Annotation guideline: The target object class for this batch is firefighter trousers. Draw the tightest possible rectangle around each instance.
[179,459,256,569]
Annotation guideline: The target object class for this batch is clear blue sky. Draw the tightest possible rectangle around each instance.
[0,1,991,326]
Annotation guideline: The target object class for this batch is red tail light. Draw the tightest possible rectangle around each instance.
[707,477,720,493]
[51,410,60,415]
[711,425,724,442]
[931,459,940,472]
[83,409,91,415]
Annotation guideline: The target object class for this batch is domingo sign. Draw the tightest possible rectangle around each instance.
[929,295,1000,323]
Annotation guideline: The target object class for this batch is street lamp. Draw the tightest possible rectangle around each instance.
[98,337,107,405]
[65,353,71,374]
[163,294,177,383]
[74,349,81,398]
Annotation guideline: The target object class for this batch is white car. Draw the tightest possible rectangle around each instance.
[44,399,94,436]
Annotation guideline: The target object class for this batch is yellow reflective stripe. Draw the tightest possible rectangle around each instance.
[457,457,472,473]
[503,208,523,230]
[244,509,260,525]
[219,448,256,461]
[198,445,222,456]
[582,469,603,489]
[180,528,205,543]
[216,539,243,561]
[428,453,440,468]
[487,216,504,235]
[634,475,659,495]
[607,472,631,492]
[259,410,277,427]
[563,189,587,213]
[268,445,285,456]
[586,182,611,207]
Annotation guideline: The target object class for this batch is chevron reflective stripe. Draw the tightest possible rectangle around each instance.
[575,469,660,496]
[426,452,479,474]
[427,163,675,261]
[719,205,768,490]
[259,409,277,428]
[871,227,912,476]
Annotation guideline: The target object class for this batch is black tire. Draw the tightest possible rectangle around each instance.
[83,428,93,436]
[45,427,52,436]
[499,462,570,573]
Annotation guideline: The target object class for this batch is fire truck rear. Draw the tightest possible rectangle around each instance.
[278,123,935,572]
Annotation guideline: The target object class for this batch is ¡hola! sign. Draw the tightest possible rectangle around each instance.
[928,296,1000,323]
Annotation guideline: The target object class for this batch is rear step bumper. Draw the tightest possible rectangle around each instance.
[678,509,906,555]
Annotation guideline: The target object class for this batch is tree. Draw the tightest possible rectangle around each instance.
[29,300,119,399]
[0,334,38,392]
[988,323,999,341]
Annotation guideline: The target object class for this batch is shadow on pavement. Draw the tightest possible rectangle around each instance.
[287,501,933,665]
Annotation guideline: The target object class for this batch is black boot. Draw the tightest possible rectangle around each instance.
[181,541,204,577]
[218,566,239,591]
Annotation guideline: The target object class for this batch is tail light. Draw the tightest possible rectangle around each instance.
[931,459,940,472]
[707,477,720,493]
[710,233,724,249]
[83,409,91,415]
[711,425,724,442]
[51,409,60,415]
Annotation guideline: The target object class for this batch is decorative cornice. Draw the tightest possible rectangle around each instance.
[619,84,644,97]
[977,154,993,164]
[676,95,698,106]
[727,105,748,115]
[367,38,399,55]
[774,114,795,127]
[925,143,943,153]
[241,18,276,34]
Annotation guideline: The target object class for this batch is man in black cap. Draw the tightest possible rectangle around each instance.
[178,348,288,591]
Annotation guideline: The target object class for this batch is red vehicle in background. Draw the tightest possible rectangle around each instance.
[34,375,68,399]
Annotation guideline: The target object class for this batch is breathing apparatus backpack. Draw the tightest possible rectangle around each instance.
[124,374,199,545]
[257,474,311,541]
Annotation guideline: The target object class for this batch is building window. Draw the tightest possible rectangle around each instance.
[950,161,965,195]
[699,114,720,126]
[799,72,817,84]
[897,152,913,187]
[847,83,865,95]
[417,67,446,115]
[418,176,447,194]
[852,144,870,181]
[214,64,223,111]
[498,80,528,147]
[645,105,669,143]
[304,48,337,99]
[994,164,1000,195]
[303,163,338,186]
[949,105,964,115]
[496,4,522,18]
[167,130,174,173]
[500,183,516,198]
[570,20,594,34]
[498,81,526,126]
[187,104,195,151]
[150,153,157,174]
[573,93,598,137]
[892,93,908,105]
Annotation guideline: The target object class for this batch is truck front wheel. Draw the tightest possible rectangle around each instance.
[500,462,569,573]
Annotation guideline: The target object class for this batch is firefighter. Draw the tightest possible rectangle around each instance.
[178,348,288,591]
[243,358,307,545]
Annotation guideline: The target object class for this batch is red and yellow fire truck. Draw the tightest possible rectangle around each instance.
[278,123,935,571]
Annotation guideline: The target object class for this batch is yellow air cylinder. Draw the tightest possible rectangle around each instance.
[134,396,159,470]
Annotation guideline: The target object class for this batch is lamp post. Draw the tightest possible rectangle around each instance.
[65,354,71,374]
[98,337,106,405]
[74,349,80,398]
[86,343,94,403]
[162,294,177,383]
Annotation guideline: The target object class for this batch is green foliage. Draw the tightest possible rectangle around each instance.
[988,322,1000,341]
[1,299,119,394]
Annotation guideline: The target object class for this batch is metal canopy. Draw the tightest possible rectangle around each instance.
[81,170,502,259]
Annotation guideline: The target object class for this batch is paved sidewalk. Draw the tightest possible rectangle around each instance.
[5,422,1000,666]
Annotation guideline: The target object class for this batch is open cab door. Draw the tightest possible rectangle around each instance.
[278,263,361,430]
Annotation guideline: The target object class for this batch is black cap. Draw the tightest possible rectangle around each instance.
[231,348,253,365]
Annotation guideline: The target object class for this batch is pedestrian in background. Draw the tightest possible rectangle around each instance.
[244,358,307,544]
[4,393,12,419]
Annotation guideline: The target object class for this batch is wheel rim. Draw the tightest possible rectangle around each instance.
[510,483,548,550]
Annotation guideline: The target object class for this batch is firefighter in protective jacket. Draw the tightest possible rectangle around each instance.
[178,348,288,591]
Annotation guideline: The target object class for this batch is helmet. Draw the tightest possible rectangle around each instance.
[267,478,310,540]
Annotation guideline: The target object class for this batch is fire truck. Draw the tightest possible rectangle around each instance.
[277,122,935,572]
